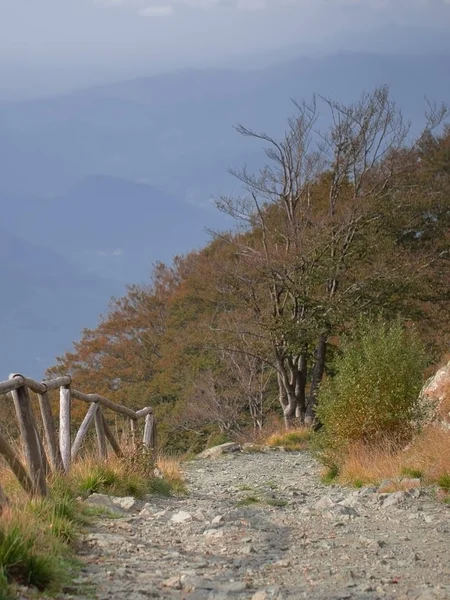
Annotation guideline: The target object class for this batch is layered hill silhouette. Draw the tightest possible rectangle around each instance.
[0,176,224,376]
[1,50,449,376]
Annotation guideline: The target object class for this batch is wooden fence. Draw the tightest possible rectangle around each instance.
[0,373,156,501]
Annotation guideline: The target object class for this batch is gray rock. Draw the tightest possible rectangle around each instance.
[198,442,242,459]
[314,496,335,510]
[162,576,182,589]
[381,491,408,508]
[170,510,193,523]
[111,496,138,511]
[84,493,127,515]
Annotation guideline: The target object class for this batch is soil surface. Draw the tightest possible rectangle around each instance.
[72,450,450,600]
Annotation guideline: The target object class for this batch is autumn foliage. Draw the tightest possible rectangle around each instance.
[46,88,450,454]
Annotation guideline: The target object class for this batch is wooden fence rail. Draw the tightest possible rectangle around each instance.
[0,373,156,501]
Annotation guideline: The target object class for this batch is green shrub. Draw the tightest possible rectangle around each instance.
[316,318,426,453]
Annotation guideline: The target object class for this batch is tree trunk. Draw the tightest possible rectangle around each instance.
[294,353,307,423]
[305,335,327,426]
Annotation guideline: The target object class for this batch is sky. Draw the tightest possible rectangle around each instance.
[0,0,450,92]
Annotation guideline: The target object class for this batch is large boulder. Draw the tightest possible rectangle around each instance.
[419,361,450,428]
[198,442,241,459]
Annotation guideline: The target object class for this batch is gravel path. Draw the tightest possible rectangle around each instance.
[74,450,450,600]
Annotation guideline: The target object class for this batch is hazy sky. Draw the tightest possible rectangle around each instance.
[1,0,450,88]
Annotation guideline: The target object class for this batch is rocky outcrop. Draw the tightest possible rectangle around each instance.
[419,361,450,428]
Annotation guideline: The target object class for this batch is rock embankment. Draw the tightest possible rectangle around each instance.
[74,450,450,600]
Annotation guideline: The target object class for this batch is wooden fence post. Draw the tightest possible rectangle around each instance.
[143,414,156,450]
[60,384,72,472]
[71,402,98,461]
[0,431,35,495]
[94,406,108,460]
[130,418,139,450]
[9,375,47,496]
[102,414,123,458]
[37,389,64,472]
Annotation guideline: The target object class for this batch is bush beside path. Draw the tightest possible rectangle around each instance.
[71,449,450,600]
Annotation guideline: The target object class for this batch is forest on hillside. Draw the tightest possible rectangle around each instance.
[47,86,450,454]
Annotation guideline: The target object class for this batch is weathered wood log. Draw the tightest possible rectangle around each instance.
[60,385,72,472]
[0,377,24,395]
[34,417,51,477]
[9,375,47,496]
[102,414,123,458]
[130,418,139,449]
[40,376,71,392]
[143,413,156,450]
[71,389,137,419]
[94,406,108,460]
[71,402,98,461]
[37,391,64,472]
[135,406,153,419]
[0,431,35,495]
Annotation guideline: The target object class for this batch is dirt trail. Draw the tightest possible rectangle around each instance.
[73,450,450,600]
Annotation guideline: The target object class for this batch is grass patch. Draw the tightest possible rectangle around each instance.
[147,478,172,497]
[265,498,288,507]
[437,474,450,492]
[156,456,187,495]
[264,481,278,490]
[265,428,311,451]
[237,495,260,506]
[71,461,149,499]
[324,426,450,490]
[70,451,187,498]
[0,494,79,598]
[321,465,339,484]
[401,467,423,479]
[237,484,254,491]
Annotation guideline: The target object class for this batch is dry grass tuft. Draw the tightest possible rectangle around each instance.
[156,455,187,495]
[264,428,311,451]
[338,426,450,492]
[402,425,450,482]
[338,442,403,486]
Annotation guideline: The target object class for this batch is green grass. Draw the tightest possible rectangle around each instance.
[73,464,150,499]
[321,465,339,484]
[237,484,254,491]
[264,481,278,490]
[0,522,64,594]
[147,478,172,497]
[401,467,423,479]
[237,495,260,506]
[266,429,311,451]
[437,474,450,492]
[265,498,288,507]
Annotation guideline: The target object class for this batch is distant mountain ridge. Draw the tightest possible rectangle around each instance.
[1,50,449,376]
[1,52,449,200]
